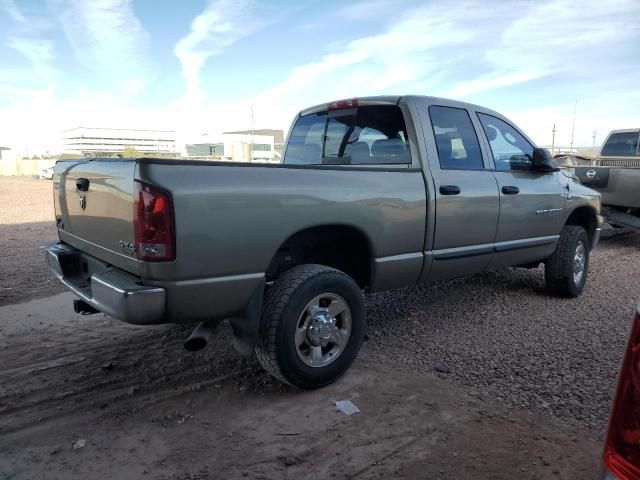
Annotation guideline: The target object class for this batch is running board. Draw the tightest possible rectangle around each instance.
[604,207,640,231]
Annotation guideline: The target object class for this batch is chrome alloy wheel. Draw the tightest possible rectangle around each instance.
[295,293,352,368]
[573,241,586,284]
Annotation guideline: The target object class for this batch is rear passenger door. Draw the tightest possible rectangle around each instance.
[475,112,566,269]
[422,105,500,281]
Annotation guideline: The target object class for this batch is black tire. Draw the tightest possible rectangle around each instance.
[544,225,590,297]
[255,264,366,389]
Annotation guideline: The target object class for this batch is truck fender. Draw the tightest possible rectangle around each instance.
[229,279,265,356]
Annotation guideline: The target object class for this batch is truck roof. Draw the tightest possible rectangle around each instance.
[298,95,503,118]
[607,128,640,134]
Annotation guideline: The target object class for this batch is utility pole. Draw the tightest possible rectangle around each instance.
[249,105,255,162]
[570,101,577,151]
[551,123,556,155]
[592,130,598,165]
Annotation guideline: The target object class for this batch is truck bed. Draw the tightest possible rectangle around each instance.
[52,157,427,322]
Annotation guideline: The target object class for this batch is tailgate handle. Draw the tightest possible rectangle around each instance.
[75,178,90,191]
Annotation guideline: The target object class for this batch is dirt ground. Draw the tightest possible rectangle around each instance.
[0,295,600,480]
[0,176,636,479]
[0,176,62,306]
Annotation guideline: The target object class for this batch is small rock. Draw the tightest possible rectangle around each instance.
[101,361,114,370]
[72,439,86,450]
[335,400,360,416]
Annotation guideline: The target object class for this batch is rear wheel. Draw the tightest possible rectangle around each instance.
[545,225,589,297]
[255,264,366,389]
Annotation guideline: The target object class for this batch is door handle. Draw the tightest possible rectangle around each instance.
[501,186,519,195]
[76,178,90,191]
[439,185,461,195]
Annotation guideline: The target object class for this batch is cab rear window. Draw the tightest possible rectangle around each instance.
[601,131,640,157]
[284,105,411,165]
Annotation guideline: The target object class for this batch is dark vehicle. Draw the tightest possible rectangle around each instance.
[602,304,640,479]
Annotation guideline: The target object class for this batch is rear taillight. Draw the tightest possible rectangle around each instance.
[133,181,175,261]
[603,305,640,480]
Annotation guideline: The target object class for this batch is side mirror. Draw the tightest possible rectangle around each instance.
[532,147,559,172]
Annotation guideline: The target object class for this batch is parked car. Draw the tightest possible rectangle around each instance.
[38,165,55,180]
[575,128,640,230]
[602,304,640,480]
[43,95,603,388]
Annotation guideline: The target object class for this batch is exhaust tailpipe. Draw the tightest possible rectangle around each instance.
[74,299,98,315]
[184,320,220,352]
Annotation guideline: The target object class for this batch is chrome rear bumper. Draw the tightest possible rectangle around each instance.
[42,242,165,325]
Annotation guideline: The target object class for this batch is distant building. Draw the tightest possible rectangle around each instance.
[0,146,17,175]
[185,143,225,158]
[0,147,57,176]
[63,127,177,156]
[220,129,284,162]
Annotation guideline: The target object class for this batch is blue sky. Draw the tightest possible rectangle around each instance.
[0,0,638,153]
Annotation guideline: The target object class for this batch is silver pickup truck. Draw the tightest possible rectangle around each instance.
[574,128,640,230]
[44,95,602,389]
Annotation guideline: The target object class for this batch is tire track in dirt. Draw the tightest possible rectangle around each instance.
[0,320,261,434]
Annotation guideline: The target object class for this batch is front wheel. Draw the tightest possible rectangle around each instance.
[545,225,590,297]
[255,264,366,389]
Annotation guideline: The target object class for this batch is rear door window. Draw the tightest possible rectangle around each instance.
[284,105,411,166]
[601,131,640,157]
[429,106,484,170]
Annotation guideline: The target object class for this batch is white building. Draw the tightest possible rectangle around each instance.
[63,127,177,156]
[221,130,282,162]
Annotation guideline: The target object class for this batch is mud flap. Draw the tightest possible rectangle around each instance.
[229,279,265,357]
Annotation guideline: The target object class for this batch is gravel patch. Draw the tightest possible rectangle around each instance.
[364,228,639,436]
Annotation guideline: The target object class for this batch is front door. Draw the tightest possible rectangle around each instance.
[422,105,500,282]
[475,112,566,269]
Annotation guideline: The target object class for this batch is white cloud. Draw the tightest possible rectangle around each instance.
[250,2,483,125]
[247,0,639,146]
[1,0,638,154]
[7,37,56,77]
[448,0,640,97]
[51,0,151,95]
[174,0,261,101]
[508,90,640,148]
[0,0,26,23]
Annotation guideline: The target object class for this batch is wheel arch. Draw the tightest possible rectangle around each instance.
[565,206,598,248]
[265,224,374,289]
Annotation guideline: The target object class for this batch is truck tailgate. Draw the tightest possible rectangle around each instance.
[54,159,141,275]
[574,165,640,209]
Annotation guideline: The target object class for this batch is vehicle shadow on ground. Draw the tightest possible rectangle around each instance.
[598,227,640,249]
[0,220,62,306]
